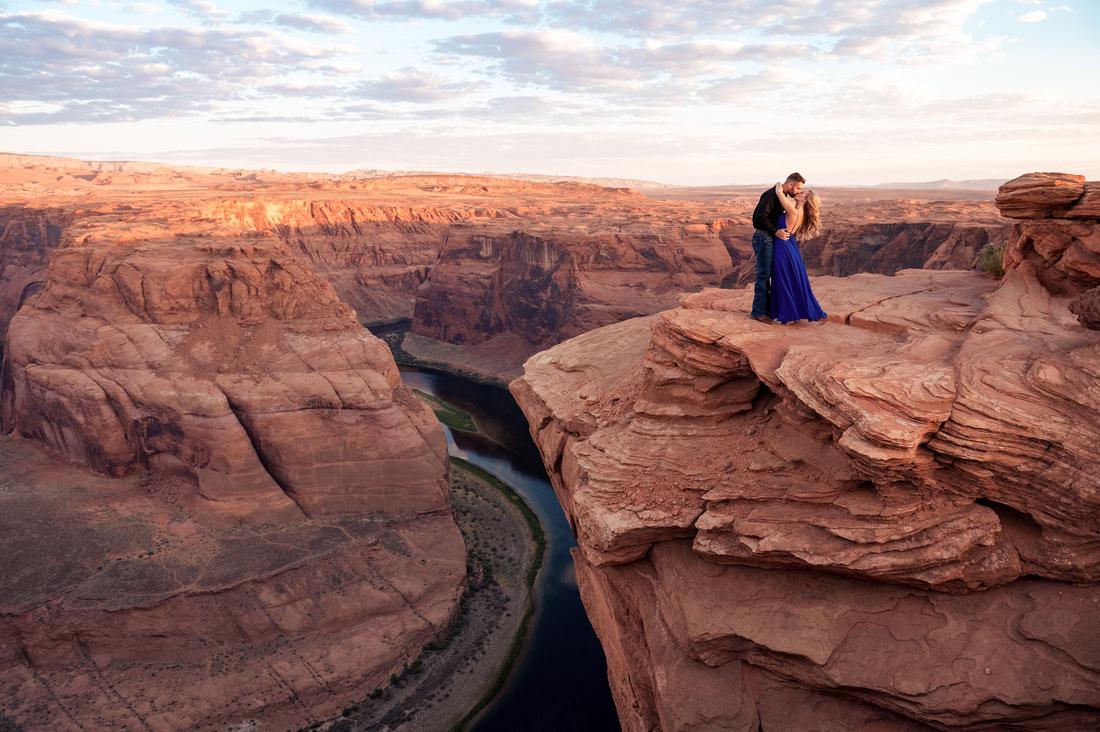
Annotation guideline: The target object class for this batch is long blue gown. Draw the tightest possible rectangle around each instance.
[769,212,827,324]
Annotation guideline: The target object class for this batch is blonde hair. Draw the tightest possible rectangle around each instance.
[795,190,821,241]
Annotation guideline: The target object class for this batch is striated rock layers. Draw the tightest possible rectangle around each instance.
[0,204,466,728]
[411,196,1008,380]
[412,219,734,350]
[797,218,1010,279]
[510,173,1100,730]
[200,198,469,327]
[0,206,70,355]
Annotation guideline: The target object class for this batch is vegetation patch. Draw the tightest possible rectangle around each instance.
[979,242,1006,279]
[448,457,546,731]
[413,389,477,433]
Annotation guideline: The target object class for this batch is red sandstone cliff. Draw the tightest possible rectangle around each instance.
[509,173,1100,730]
[0,197,466,728]
[0,206,70,355]
[0,155,1009,375]
[409,193,1009,380]
[412,220,733,349]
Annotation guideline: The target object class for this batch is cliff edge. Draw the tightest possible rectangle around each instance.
[510,172,1100,730]
[0,199,466,728]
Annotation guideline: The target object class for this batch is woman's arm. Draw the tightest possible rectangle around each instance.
[774,182,797,215]
[774,183,802,232]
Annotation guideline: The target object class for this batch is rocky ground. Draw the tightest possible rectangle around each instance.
[0,154,471,729]
[509,173,1100,730]
[315,459,541,732]
[0,434,465,731]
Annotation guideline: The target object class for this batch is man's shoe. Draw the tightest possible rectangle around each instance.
[751,315,774,324]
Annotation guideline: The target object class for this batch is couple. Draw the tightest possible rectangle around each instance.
[750,172,827,325]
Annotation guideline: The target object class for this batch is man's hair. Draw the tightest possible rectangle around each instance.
[785,172,806,184]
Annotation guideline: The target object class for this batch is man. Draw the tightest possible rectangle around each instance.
[750,172,805,322]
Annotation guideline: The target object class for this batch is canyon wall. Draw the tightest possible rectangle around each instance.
[0,206,70,356]
[410,197,1008,379]
[200,198,472,326]
[0,200,466,729]
[411,220,734,349]
[797,220,1010,279]
[509,173,1100,730]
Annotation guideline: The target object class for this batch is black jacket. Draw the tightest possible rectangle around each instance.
[752,187,782,237]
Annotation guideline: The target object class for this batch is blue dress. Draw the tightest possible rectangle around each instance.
[769,212,827,324]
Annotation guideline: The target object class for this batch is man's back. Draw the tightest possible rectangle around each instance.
[753,187,781,236]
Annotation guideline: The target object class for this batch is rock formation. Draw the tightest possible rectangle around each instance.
[1,154,1009,383]
[411,219,734,349]
[797,218,1009,279]
[410,194,1009,380]
[0,193,466,728]
[0,206,70,356]
[200,198,463,327]
[510,173,1100,730]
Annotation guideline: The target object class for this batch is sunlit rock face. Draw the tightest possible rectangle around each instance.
[410,190,1009,378]
[411,222,735,350]
[0,184,465,728]
[510,173,1100,730]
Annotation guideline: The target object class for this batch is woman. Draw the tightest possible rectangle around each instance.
[769,183,827,325]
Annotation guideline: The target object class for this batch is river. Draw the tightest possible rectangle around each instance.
[397,366,621,731]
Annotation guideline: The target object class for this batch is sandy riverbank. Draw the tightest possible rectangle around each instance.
[311,457,543,731]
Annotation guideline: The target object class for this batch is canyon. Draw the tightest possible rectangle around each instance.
[0,158,466,728]
[1,153,1008,385]
[0,152,1049,729]
[508,172,1100,729]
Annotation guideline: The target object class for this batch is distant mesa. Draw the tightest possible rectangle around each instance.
[875,177,1007,190]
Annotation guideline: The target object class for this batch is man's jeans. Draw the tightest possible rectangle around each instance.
[750,230,774,318]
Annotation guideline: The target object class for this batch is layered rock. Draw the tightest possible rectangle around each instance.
[200,198,469,326]
[0,201,466,728]
[797,219,1010,279]
[997,172,1100,295]
[411,195,1009,379]
[412,220,734,349]
[510,172,1100,730]
[0,205,69,355]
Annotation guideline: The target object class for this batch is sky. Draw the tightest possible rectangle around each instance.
[0,0,1097,185]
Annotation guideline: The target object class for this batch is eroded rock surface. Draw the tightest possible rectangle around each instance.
[1,154,1009,380]
[0,436,465,730]
[0,206,70,355]
[0,170,466,728]
[510,173,1100,730]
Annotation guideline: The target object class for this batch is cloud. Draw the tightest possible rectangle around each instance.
[306,0,539,22]
[353,67,485,102]
[273,12,355,34]
[1017,10,1048,22]
[167,0,230,22]
[434,30,815,93]
[0,11,350,124]
[254,81,344,97]
[701,68,801,103]
[313,0,997,64]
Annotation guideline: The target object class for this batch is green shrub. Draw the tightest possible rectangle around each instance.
[979,242,1006,279]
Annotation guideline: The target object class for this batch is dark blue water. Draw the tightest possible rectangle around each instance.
[398,366,621,732]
